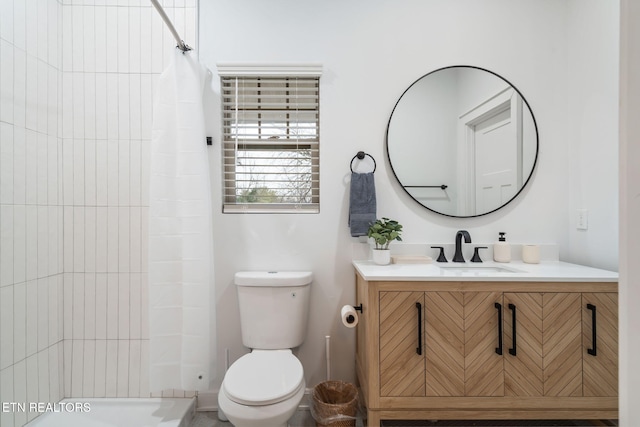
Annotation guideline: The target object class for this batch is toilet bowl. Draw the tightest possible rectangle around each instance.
[218,350,305,427]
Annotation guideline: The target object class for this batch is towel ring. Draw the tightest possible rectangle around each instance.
[350,151,376,173]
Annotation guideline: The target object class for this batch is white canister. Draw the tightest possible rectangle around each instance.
[522,245,540,264]
[372,249,391,265]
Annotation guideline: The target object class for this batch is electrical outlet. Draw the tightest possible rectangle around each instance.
[577,209,588,230]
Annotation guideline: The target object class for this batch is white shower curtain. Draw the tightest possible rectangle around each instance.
[149,49,213,392]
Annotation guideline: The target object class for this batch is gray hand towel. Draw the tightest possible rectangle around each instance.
[349,172,377,237]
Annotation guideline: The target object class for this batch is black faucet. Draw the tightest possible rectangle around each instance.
[453,230,472,262]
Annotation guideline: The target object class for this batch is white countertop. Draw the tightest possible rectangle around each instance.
[352,259,618,282]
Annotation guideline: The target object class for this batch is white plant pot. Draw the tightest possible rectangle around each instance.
[372,249,391,265]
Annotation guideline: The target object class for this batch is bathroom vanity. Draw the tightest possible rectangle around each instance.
[352,260,618,426]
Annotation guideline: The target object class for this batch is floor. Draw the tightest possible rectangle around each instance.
[187,411,615,427]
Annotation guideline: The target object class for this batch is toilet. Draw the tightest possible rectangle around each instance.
[218,271,313,427]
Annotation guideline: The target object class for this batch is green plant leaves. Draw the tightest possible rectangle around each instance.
[367,217,403,250]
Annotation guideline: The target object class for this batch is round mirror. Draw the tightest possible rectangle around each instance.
[386,66,538,217]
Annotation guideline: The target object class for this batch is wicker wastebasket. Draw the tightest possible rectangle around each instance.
[311,381,358,427]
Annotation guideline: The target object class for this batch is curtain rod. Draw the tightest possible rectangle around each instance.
[150,0,192,52]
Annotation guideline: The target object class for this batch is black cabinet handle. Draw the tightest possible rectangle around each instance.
[416,302,422,355]
[508,303,517,356]
[495,302,503,355]
[587,303,597,356]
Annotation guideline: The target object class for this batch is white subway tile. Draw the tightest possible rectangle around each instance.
[37,347,50,403]
[107,206,118,271]
[106,273,118,339]
[106,75,118,139]
[93,339,106,397]
[71,339,84,397]
[73,138,85,205]
[105,6,118,73]
[0,206,13,287]
[141,208,148,273]
[116,340,129,397]
[130,207,141,272]
[62,73,74,138]
[63,206,74,272]
[84,73,97,140]
[25,55,38,132]
[140,140,150,205]
[25,206,38,281]
[85,206,96,272]
[1,364,15,426]
[48,67,58,137]
[118,76,130,140]
[48,135,58,205]
[0,123,14,205]
[118,140,130,205]
[0,40,14,124]
[37,278,49,351]
[25,0,38,58]
[0,286,14,369]
[140,273,148,338]
[72,273,85,340]
[117,6,129,73]
[37,0,49,63]
[118,272,129,339]
[48,0,59,68]
[13,282,27,363]
[84,273,96,338]
[71,4,84,71]
[48,345,61,403]
[61,3,72,71]
[82,340,95,397]
[140,7,152,74]
[139,74,152,138]
[95,6,107,71]
[57,275,64,343]
[73,207,85,271]
[96,139,108,205]
[129,273,141,339]
[139,339,149,396]
[105,340,117,397]
[128,340,141,397]
[73,72,85,138]
[24,132,37,205]
[95,273,107,339]
[37,59,48,134]
[63,273,73,340]
[129,6,141,74]
[58,342,64,399]
[85,140,97,206]
[95,74,108,139]
[150,3,163,74]
[26,353,38,421]
[48,276,59,345]
[37,133,48,205]
[14,0,27,51]
[83,5,96,72]
[95,207,108,272]
[13,48,26,129]
[130,75,142,140]
[13,359,28,426]
[25,280,38,356]
[63,339,72,398]
[13,205,26,285]
[37,206,49,279]
[62,139,74,205]
[48,207,59,276]
[118,207,130,272]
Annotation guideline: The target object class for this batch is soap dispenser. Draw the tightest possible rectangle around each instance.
[493,232,511,263]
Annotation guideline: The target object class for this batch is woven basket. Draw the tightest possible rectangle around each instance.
[311,381,358,427]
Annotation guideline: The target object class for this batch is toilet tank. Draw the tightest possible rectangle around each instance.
[235,271,313,350]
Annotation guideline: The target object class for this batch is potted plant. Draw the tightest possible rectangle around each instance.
[367,217,403,265]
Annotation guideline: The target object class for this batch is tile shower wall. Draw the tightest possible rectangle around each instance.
[0,1,197,426]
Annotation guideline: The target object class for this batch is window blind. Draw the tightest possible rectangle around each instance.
[221,75,320,213]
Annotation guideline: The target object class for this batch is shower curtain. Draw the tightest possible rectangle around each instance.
[149,49,213,392]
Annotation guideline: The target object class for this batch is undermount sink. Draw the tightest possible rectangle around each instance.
[439,264,524,274]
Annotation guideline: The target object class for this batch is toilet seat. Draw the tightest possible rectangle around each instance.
[224,350,304,406]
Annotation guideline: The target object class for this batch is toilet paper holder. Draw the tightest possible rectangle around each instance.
[354,304,363,313]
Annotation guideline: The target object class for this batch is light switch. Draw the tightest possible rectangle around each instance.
[577,209,588,230]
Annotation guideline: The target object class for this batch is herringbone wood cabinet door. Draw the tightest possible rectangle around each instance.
[543,293,583,396]
[379,291,425,397]
[464,291,504,396]
[582,293,618,396]
[425,291,465,396]
[504,293,544,397]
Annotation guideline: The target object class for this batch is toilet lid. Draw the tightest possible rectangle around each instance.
[224,350,304,406]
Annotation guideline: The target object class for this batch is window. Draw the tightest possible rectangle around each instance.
[219,66,321,213]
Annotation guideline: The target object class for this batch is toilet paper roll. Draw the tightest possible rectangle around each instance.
[341,305,358,328]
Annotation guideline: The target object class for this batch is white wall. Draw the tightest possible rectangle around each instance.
[566,0,619,271]
[199,0,620,391]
